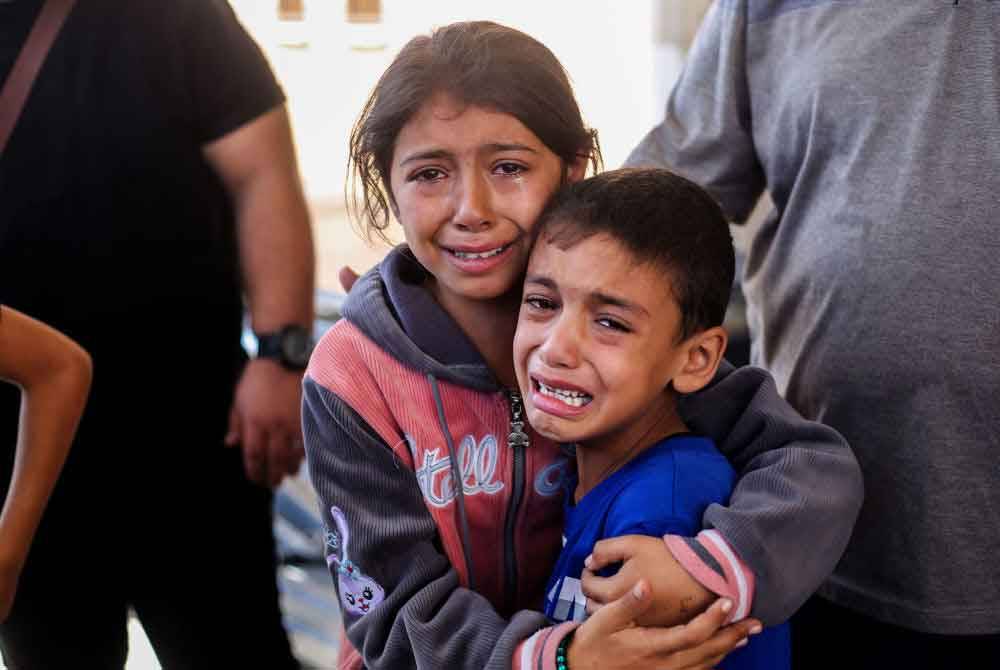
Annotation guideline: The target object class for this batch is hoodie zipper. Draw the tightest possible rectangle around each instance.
[503,389,530,612]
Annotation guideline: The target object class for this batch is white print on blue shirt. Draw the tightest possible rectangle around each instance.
[547,575,587,622]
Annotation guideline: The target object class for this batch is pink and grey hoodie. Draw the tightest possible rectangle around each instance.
[302,246,862,669]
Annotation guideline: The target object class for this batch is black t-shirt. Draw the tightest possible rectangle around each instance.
[0,0,284,431]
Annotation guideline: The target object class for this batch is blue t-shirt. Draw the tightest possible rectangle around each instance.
[543,434,790,670]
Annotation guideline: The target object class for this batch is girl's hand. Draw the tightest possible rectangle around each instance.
[568,581,761,670]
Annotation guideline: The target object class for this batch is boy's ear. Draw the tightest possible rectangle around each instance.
[671,326,728,395]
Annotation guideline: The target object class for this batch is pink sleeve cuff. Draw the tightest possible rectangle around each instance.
[512,621,579,670]
[664,529,756,623]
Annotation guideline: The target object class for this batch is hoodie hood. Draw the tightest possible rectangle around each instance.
[342,245,501,393]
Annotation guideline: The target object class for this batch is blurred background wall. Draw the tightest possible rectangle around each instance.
[227,0,713,291]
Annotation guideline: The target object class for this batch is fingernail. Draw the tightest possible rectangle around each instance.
[584,555,592,568]
[735,638,748,648]
[632,581,646,599]
[720,598,733,614]
[749,624,762,635]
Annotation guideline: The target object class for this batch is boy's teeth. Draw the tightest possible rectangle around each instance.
[538,381,592,407]
[452,246,505,259]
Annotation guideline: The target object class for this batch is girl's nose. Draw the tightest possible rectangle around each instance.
[452,173,493,232]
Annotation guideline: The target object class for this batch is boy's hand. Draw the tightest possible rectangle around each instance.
[568,580,760,670]
[582,535,715,627]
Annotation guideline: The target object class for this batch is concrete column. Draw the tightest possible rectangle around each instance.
[649,0,711,113]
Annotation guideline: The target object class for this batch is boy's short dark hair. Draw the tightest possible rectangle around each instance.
[535,167,735,341]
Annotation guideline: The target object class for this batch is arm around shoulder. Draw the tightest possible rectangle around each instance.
[678,362,864,624]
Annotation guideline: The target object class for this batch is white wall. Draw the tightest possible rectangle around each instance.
[229,0,659,204]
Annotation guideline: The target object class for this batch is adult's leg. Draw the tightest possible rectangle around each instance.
[792,594,1000,669]
[127,440,297,669]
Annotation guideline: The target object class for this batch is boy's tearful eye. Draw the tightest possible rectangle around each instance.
[524,295,558,312]
[596,316,630,333]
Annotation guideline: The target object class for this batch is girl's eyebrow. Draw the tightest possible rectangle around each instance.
[485,142,538,154]
[399,142,539,167]
[399,149,452,167]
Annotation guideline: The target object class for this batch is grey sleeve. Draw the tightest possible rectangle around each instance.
[677,362,864,624]
[624,0,765,223]
[302,377,550,669]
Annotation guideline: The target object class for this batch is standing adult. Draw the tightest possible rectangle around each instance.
[626,1,999,667]
[0,1,314,667]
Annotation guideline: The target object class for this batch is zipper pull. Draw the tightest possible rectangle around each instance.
[507,390,531,449]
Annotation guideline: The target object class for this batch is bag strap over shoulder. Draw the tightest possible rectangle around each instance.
[0,0,77,155]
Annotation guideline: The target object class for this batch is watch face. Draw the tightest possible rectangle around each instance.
[281,326,314,367]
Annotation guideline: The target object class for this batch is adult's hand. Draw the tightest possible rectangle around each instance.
[568,581,760,670]
[225,358,304,487]
[582,535,715,627]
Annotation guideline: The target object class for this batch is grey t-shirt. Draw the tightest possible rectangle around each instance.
[627,0,1000,634]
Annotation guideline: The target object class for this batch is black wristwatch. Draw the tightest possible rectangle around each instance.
[254,324,313,370]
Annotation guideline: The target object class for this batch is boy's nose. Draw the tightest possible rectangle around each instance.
[452,173,493,232]
[539,316,582,369]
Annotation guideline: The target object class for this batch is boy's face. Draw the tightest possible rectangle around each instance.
[513,232,691,450]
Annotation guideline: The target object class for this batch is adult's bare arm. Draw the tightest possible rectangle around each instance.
[203,105,315,487]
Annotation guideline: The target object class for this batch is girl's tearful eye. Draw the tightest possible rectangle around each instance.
[411,167,446,183]
[495,162,527,177]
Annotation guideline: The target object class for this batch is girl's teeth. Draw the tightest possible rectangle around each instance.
[452,246,505,260]
[538,381,592,407]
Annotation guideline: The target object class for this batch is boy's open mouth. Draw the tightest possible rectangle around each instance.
[533,378,593,407]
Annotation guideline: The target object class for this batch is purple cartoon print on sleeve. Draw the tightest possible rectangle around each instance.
[326,506,385,617]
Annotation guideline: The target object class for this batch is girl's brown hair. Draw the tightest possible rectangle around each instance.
[347,21,602,242]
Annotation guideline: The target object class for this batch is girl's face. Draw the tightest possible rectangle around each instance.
[389,93,583,312]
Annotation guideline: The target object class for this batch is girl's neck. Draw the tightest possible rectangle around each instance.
[427,279,521,389]
[574,397,687,503]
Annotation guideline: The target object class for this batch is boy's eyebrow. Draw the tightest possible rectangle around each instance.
[524,275,651,317]
[591,291,650,317]
[523,275,556,289]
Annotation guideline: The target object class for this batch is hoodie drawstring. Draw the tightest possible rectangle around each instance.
[427,373,476,592]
